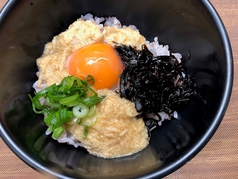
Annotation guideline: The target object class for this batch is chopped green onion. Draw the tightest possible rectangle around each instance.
[76,118,82,124]
[44,111,56,126]
[73,103,89,118]
[52,126,64,139]
[59,93,79,105]
[28,76,105,139]
[85,75,94,86]
[82,116,97,126]
[86,105,96,118]
[83,94,105,107]
[46,97,61,108]
[82,123,89,139]
[47,92,66,101]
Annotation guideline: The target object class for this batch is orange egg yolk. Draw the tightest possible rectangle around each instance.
[67,43,124,90]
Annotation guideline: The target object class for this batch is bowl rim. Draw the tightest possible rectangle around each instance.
[0,0,233,178]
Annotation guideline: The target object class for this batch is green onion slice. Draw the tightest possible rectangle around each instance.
[52,126,64,139]
[86,105,96,118]
[73,103,89,118]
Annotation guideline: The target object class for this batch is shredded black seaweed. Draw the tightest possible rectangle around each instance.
[115,44,197,131]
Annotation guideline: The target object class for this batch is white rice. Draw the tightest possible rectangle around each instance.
[33,13,180,147]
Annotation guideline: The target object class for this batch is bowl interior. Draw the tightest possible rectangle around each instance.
[0,0,232,178]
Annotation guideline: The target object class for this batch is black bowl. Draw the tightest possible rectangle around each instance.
[0,0,233,178]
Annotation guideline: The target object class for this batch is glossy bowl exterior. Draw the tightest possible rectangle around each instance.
[0,0,233,178]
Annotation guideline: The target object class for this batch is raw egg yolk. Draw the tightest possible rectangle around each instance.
[67,43,123,90]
